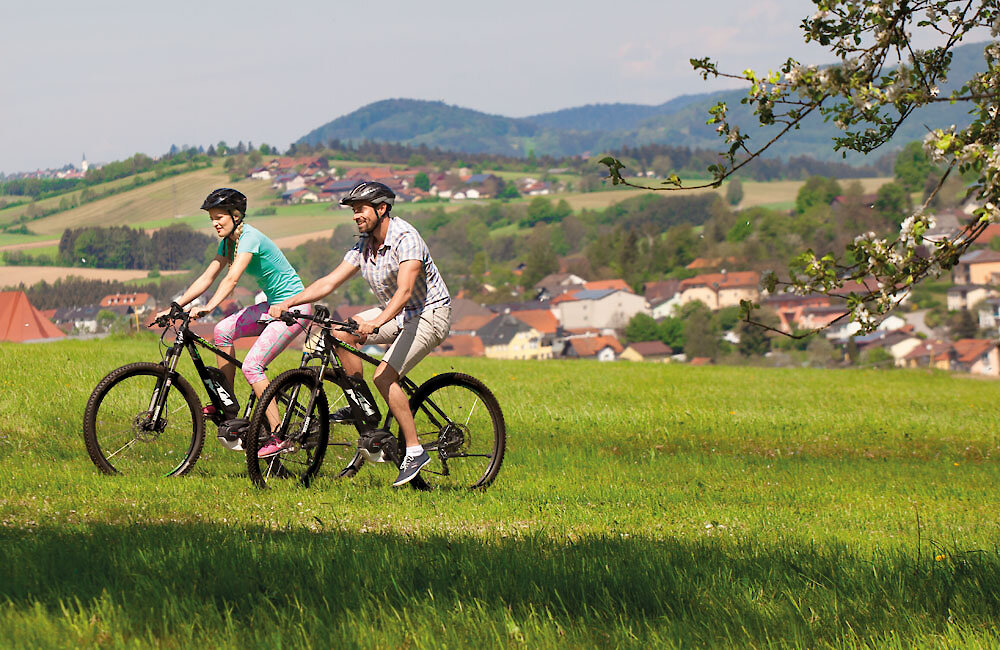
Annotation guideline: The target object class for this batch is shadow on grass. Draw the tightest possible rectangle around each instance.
[2,523,999,645]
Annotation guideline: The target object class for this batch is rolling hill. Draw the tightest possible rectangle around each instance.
[297,41,989,162]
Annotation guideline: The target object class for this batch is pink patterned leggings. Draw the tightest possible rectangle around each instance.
[214,302,311,384]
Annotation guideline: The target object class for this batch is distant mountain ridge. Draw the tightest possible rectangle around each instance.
[297,41,989,163]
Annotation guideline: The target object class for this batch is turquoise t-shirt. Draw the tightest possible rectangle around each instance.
[217,224,304,304]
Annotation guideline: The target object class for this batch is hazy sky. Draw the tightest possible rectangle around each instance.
[0,1,983,174]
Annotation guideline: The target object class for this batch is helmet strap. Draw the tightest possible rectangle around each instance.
[226,210,243,239]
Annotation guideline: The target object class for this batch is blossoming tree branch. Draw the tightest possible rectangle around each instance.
[600,0,1000,335]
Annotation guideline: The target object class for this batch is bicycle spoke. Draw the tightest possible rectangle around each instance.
[405,375,504,489]
[105,437,138,460]
[84,364,202,477]
[465,397,480,426]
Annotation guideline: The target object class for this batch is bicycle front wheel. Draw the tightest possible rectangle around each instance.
[83,362,204,477]
[245,369,329,488]
[408,372,506,489]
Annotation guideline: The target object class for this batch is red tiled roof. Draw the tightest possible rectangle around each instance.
[0,291,66,341]
[100,292,152,308]
[975,223,1000,246]
[569,335,623,357]
[953,339,995,364]
[509,310,558,335]
[564,327,601,336]
[626,340,672,356]
[584,279,630,292]
[685,256,737,270]
[452,314,496,332]
[689,356,713,366]
[433,334,485,357]
[680,271,760,290]
[344,167,394,180]
[904,340,952,361]
[550,291,580,305]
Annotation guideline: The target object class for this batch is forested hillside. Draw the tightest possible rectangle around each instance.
[296,41,988,162]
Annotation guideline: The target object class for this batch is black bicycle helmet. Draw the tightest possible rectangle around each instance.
[340,181,395,210]
[201,188,247,214]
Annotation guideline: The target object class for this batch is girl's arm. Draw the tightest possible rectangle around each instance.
[151,256,226,322]
[190,252,253,319]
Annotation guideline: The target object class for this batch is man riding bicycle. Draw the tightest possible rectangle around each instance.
[269,181,451,486]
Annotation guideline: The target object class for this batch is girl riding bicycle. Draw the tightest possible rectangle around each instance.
[152,188,311,457]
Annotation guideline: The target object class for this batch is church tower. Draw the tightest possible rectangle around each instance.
[81,153,89,173]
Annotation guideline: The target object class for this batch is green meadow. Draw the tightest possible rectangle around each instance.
[1,336,999,648]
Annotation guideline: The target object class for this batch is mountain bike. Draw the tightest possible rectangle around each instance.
[244,305,506,490]
[83,302,268,477]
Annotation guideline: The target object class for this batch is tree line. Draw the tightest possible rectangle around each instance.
[25,223,217,270]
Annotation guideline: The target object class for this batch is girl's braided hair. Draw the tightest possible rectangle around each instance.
[224,212,245,264]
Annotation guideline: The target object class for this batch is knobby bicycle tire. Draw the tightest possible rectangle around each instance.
[83,362,205,477]
[245,368,329,489]
[406,372,506,489]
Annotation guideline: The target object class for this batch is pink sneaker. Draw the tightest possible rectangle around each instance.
[257,435,291,458]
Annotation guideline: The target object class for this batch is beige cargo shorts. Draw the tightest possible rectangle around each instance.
[356,305,452,377]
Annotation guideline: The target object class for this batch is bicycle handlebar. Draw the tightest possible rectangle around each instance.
[280,309,378,335]
[149,302,189,328]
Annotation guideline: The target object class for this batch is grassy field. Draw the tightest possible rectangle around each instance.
[1,336,999,647]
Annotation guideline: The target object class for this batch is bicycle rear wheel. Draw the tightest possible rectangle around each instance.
[83,362,204,477]
[407,372,505,489]
[245,369,329,488]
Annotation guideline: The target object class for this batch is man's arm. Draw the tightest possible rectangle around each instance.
[355,260,421,335]
[268,260,359,318]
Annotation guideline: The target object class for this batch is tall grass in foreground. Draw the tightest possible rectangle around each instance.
[1,337,999,648]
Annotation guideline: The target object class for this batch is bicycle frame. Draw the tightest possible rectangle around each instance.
[151,315,257,428]
[286,315,459,456]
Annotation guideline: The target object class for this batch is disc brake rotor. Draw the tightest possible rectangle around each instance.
[132,412,163,443]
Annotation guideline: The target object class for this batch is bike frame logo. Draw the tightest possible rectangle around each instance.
[205,378,235,407]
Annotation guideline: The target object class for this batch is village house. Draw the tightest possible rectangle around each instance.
[556,288,649,331]
[558,334,624,361]
[533,273,586,301]
[677,271,760,311]
[433,334,485,358]
[619,340,672,362]
[852,326,921,363]
[902,339,953,370]
[952,249,1000,285]
[685,256,738,271]
[643,279,681,304]
[99,292,156,315]
[477,313,552,360]
[977,297,1000,332]
[952,339,1000,375]
[450,313,497,336]
[0,291,65,342]
[52,305,100,334]
[764,292,834,332]
[946,284,996,311]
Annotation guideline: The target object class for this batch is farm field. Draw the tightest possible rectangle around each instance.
[0,266,187,288]
[0,167,274,239]
[1,337,999,647]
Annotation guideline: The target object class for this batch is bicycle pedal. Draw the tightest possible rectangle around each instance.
[358,429,398,463]
[216,418,249,451]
